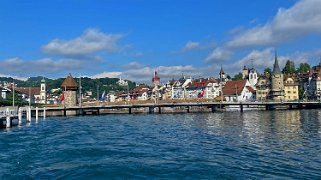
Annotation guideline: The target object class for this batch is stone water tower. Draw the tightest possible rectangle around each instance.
[61,73,78,107]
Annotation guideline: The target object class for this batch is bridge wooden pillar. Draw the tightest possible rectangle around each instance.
[97,108,100,115]
[240,104,243,112]
[63,108,66,116]
[186,106,190,113]
[129,107,132,114]
[149,107,154,114]
[289,105,293,109]
[265,105,271,110]
[158,107,162,114]
[211,106,216,113]
[80,108,84,115]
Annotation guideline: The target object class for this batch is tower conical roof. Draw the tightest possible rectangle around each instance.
[61,73,78,90]
[272,52,282,75]
[220,66,225,74]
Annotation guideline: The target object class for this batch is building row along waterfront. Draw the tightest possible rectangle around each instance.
[2,54,321,105]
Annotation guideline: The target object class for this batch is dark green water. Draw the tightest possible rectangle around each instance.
[1,110,321,179]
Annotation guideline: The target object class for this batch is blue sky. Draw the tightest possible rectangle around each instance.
[1,0,321,82]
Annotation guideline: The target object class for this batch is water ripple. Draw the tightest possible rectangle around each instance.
[1,110,321,179]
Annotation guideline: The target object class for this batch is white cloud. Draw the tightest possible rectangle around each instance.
[206,47,231,63]
[91,72,122,79]
[227,0,321,48]
[183,41,200,51]
[122,61,145,69]
[42,28,124,57]
[229,48,309,74]
[0,57,98,76]
[134,52,144,57]
[102,65,206,83]
[231,48,276,70]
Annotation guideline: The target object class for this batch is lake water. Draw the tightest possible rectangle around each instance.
[1,110,321,179]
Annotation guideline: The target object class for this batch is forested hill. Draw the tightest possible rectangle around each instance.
[0,76,137,95]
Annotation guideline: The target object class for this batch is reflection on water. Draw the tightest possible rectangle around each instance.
[0,109,321,179]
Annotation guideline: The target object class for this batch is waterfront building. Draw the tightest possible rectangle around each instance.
[130,84,150,101]
[0,87,11,100]
[115,91,128,102]
[308,71,321,100]
[241,65,258,89]
[269,53,285,101]
[107,91,116,103]
[204,78,221,99]
[256,75,271,101]
[185,78,207,99]
[61,73,78,107]
[223,79,255,102]
[306,61,321,100]
[171,76,192,99]
[284,76,299,101]
[160,80,175,100]
[185,78,220,99]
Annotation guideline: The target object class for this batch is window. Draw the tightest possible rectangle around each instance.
[42,86,44,91]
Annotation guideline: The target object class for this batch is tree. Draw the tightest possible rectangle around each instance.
[232,72,243,81]
[297,62,310,73]
[282,60,296,74]
[264,68,272,74]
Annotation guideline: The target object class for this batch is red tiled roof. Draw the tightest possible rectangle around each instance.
[246,86,256,93]
[187,78,206,89]
[223,80,247,95]
[15,87,41,96]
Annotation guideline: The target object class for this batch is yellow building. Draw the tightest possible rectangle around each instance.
[284,77,299,101]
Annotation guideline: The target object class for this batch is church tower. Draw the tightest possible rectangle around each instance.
[248,68,258,88]
[40,78,46,104]
[242,65,248,79]
[270,52,284,101]
[219,66,226,80]
[152,70,160,87]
